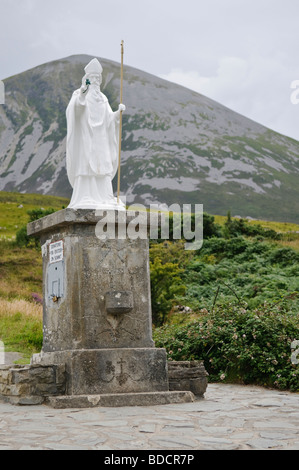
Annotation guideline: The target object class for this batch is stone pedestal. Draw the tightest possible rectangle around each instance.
[26,209,196,407]
[168,361,208,397]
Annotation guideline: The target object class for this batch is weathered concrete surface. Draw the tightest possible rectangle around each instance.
[1,352,24,365]
[0,357,207,406]
[29,210,155,352]
[32,348,170,396]
[46,391,195,409]
[0,383,298,450]
[168,360,208,397]
[27,208,152,237]
[0,364,66,405]
[23,209,205,406]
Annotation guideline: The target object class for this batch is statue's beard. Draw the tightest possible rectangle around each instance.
[82,74,102,88]
[90,77,101,88]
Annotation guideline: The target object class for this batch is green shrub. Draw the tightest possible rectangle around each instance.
[153,211,221,244]
[153,300,299,392]
[182,236,299,313]
[269,247,299,266]
[15,208,56,248]
[150,256,186,326]
[15,225,31,248]
[223,211,281,240]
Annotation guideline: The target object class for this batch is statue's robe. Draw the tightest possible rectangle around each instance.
[66,85,120,209]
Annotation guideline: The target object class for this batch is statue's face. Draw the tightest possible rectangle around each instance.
[89,73,102,86]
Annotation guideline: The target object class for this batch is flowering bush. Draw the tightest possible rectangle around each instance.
[31,292,43,304]
[153,300,299,392]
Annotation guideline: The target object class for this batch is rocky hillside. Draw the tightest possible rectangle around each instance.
[1,54,299,222]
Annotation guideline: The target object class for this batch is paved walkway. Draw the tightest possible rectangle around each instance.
[0,383,298,450]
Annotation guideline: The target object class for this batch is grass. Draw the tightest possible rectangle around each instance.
[0,240,42,300]
[213,214,299,233]
[0,191,69,239]
[0,298,42,363]
[0,191,67,362]
[213,214,299,252]
[0,241,43,363]
[278,238,299,251]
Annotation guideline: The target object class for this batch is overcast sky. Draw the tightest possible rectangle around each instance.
[1,0,299,141]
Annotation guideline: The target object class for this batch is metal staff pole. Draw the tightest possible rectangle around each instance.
[117,40,124,204]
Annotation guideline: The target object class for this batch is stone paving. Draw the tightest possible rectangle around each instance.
[0,383,298,450]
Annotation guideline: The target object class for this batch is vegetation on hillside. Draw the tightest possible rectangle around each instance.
[0,191,69,239]
[0,192,68,361]
[149,211,299,391]
[0,191,298,390]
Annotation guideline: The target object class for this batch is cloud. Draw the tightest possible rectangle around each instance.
[160,55,299,140]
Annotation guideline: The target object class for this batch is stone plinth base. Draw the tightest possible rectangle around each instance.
[168,361,208,397]
[0,363,66,406]
[31,348,170,396]
[0,359,208,408]
[19,209,208,408]
[46,391,195,409]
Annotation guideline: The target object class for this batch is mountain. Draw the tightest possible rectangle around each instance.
[0,54,299,223]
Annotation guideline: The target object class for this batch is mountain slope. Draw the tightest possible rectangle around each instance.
[0,54,299,222]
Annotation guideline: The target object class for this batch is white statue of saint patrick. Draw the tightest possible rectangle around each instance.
[66,58,125,209]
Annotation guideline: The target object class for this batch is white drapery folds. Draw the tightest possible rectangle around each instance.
[66,59,123,209]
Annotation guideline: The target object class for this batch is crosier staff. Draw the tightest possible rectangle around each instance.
[117,40,124,204]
